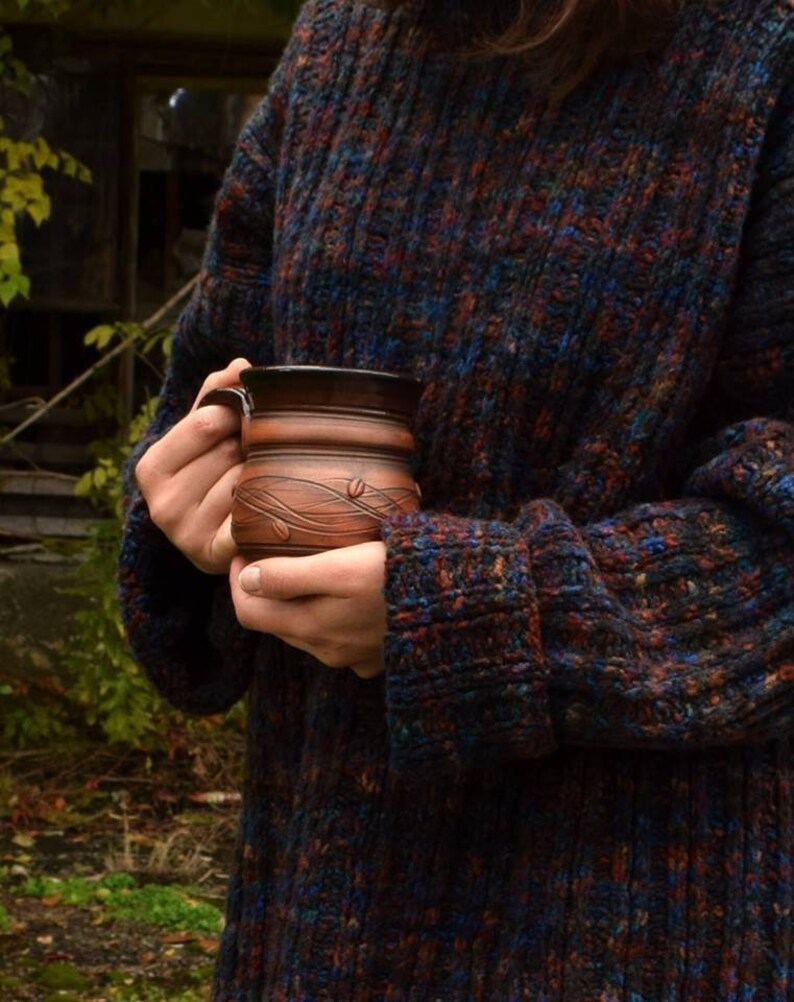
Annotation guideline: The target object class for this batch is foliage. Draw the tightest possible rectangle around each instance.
[20,872,224,935]
[0,670,80,746]
[0,902,10,932]
[64,518,172,746]
[0,0,274,752]
[57,326,171,746]
[0,1,92,305]
[61,325,178,747]
[0,322,184,750]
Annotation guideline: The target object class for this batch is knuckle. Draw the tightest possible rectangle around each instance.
[190,403,240,446]
[145,495,172,532]
[190,407,221,440]
[134,449,155,491]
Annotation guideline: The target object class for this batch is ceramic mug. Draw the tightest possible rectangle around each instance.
[200,365,423,558]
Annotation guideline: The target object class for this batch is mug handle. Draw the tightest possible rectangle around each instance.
[198,385,252,420]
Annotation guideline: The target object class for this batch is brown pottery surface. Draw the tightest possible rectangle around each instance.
[200,365,423,558]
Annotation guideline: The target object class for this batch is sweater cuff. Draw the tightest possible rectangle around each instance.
[118,493,255,715]
[381,511,556,775]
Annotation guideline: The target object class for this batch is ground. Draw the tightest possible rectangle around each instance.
[0,741,244,1002]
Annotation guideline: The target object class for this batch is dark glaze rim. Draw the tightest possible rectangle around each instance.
[240,365,423,415]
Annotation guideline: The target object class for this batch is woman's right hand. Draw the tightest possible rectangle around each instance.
[134,358,251,575]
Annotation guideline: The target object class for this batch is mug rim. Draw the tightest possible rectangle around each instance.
[238,365,423,415]
[241,364,420,387]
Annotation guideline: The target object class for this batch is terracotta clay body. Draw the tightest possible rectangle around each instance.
[201,366,422,558]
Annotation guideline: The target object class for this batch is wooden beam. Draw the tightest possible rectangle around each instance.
[118,57,141,428]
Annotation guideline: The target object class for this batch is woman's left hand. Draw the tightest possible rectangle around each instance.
[229,542,388,679]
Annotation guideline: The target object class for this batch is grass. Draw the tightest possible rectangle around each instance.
[106,984,208,1002]
[19,872,223,936]
[103,967,214,1002]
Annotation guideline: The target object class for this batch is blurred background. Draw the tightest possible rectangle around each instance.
[0,3,298,999]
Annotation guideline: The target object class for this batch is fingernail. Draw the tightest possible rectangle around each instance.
[239,566,261,593]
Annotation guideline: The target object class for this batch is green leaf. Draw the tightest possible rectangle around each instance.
[0,241,19,264]
[27,195,51,227]
[61,153,78,178]
[84,324,115,348]
[0,279,19,306]
[32,137,50,170]
[11,58,32,96]
[74,472,93,497]
[0,244,21,278]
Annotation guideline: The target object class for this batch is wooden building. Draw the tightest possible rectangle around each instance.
[0,1,291,536]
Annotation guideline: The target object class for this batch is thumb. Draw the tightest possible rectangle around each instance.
[236,555,319,600]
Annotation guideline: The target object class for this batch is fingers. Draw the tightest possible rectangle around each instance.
[136,357,250,487]
[231,587,315,647]
[190,357,252,412]
[236,543,385,600]
[165,460,242,571]
[133,358,252,575]
[137,406,241,486]
[140,440,241,534]
[228,552,386,676]
[194,459,244,526]
[237,555,343,600]
[202,514,237,573]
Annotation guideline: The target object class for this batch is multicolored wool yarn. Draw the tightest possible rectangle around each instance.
[119,0,793,997]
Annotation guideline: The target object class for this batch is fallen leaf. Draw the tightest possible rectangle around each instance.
[11,833,35,849]
[36,935,54,946]
[187,791,242,805]
[161,932,196,945]
[197,938,220,953]
[42,893,63,907]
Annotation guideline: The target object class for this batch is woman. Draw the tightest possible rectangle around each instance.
[119,0,793,997]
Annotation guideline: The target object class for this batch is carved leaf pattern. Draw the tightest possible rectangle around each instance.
[234,475,419,542]
[272,518,292,541]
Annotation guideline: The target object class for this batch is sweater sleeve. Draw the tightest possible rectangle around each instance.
[381,75,794,775]
[116,25,301,714]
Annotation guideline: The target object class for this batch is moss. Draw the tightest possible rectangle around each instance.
[21,872,222,936]
[37,961,91,990]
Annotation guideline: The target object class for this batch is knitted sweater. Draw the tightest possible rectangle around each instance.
[118,0,794,998]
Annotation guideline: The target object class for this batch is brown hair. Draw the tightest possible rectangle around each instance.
[384,0,682,97]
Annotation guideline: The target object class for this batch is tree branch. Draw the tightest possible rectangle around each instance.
[0,275,198,447]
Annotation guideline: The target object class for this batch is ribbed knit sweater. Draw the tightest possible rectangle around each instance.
[118,0,794,998]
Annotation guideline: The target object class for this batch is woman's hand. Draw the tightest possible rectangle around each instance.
[229,542,388,678]
[134,358,251,575]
